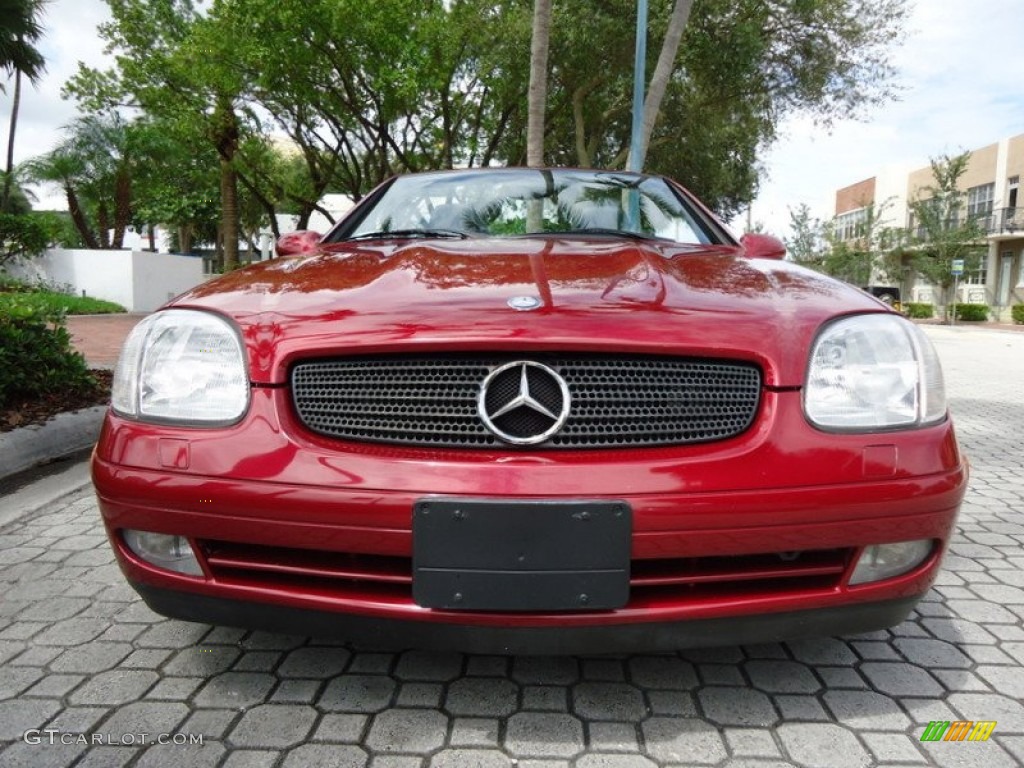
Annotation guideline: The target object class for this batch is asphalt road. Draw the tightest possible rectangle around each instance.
[1,324,1023,768]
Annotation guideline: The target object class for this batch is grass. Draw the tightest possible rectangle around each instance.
[0,276,126,315]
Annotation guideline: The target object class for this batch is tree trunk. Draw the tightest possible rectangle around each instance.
[220,156,239,270]
[526,0,553,167]
[2,69,23,212]
[65,185,99,249]
[112,168,132,248]
[628,0,694,171]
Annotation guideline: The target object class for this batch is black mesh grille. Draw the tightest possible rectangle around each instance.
[291,354,762,450]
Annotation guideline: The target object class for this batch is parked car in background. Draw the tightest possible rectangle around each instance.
[93,168,967,654]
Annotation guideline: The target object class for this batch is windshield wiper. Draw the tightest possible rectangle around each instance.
[346,228,469,241]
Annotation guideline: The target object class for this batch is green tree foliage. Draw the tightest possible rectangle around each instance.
[785,203,825,267]
[1,0,48,212]
[904,152,987,301]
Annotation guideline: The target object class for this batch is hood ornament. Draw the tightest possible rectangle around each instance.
[507,295,542,311]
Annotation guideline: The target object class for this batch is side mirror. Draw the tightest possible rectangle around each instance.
[740,233,787,260]
[276,230,323,258]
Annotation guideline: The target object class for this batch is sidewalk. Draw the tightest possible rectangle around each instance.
[66,313,148,368]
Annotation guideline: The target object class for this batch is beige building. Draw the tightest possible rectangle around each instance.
[833,132,1024,321]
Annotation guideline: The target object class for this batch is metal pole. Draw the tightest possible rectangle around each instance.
[629,0,648,173]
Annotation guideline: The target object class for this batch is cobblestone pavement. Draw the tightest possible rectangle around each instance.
[1,325,1023,768]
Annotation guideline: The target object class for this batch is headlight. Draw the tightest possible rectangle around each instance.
[804,314,947,431]
[112,309,249,425]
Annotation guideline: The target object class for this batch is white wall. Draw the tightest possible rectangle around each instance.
[6,249,206,312]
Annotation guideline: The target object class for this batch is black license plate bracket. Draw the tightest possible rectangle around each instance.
[413,498,631,611]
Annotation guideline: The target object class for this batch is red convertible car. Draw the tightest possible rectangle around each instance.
[92,168,967,654]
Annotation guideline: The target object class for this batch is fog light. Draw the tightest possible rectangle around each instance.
[849,540,933,585]
[123,530,203,576]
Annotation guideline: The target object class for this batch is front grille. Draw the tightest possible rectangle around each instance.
[198,539,850,606]
[291,354,761,449]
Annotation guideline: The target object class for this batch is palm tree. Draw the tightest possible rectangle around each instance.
[1,0,49,212]
[21,144,99,249]
[526,0,552,167]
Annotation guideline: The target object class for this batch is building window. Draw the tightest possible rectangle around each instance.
[964,254,987,285]
[967,183,995,219]
[834,208,867,241]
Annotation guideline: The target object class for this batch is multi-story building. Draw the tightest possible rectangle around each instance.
[833,132,1024,321]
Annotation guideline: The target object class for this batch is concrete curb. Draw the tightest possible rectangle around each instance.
[0,405,107,481]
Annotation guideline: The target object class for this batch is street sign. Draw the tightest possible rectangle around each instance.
[951,259,965,275]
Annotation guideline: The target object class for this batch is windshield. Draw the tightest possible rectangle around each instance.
[332,169,718,245]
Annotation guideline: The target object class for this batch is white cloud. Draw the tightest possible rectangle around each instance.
[738,0,1024,238]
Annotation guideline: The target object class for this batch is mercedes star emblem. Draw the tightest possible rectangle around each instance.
[507,295,542,311]
[478,361,571,445]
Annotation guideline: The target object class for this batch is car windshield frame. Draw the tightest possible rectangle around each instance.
[325,168,726,246]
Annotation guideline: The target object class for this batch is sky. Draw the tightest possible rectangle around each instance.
[4,0,1024,232]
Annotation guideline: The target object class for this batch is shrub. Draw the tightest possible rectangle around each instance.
[905,303,933,319]
[0,300,98,409]
[1012,305,1024,325]
[0,212,49,268]
[951,303,989,322]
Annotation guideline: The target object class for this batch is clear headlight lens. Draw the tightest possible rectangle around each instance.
[804,314,947,431]
[123,529,203,576]
[112,309,249,424]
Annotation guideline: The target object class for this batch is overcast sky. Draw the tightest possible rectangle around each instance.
[4,0,1024,232]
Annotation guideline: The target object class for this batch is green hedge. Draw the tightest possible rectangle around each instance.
[0,291,126,315]
[0,301,98,409]
[950,303,989,322]
[1012,305,1024,325]
[905,303,933,319]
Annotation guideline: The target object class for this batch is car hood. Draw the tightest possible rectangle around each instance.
[171,237,886,386]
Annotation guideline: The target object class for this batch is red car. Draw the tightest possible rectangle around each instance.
[92,168,967,654]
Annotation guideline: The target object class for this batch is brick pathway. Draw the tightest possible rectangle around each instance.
[1,325,1023,766]
[66,315,148,369]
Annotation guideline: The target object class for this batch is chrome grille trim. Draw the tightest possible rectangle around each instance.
[291,354,761,449]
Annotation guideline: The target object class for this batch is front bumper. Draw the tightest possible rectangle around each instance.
[92,387,967,652]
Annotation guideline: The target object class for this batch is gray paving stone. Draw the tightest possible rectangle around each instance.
[14,596,90,622]
[947,692,1024,731]
[395,681,444,708]
[278,646,352,678]
[271,679,322,704]
[163,646,241,676]
[449,717,499,748]
[945,599,1019,624]
[347,653,395,674]
[320,675,397,713]
[696,663,746,686]
[24,617,109,647]
[48,642,133,674]
[646,690,696,716]
[119,648,173,670]
[922,617,997,644]
[506,712,584,759]
[851,640,900,660]
[774,694,830,721]
[642,717,728,764]
[193,672,276,710]
[511,656,579,685]
[100,702,190,741]
[229,704,317,748]
[932,668,991,692]
[233,650,281,672]
[365,708,448,754]
[744,660,820,693]
[221,751,280,768]
[894,637,973,668]
[860,732,929,764]
[521,684,568,712]
[0,698,62,740]
[313,713,368,743]
[918,739,1019,768]
[134,740,226,768]
[975,665,1024,698]
[146,676,205,701]
[0,666,44,699]
[464,656,509,677]
[22,673,85,699]
[7,645,61,667]
[724,727,782,758]
[698,686,778,727]
[367,755,422,768]
[429,751,512,768]
[628,657,698,690]
[777,722,871,768]
[67,670,158,705]
[860,662,944,697]
[587,722,640,752]
[181,708,239,740]
[580,659,626,681]
[575,755,657,768]
[240,631,306,651]
[72,747,138,768]
[444,678,518,717]
[822,690,911,731]
[0,741,87,768]
[572,681,647,722]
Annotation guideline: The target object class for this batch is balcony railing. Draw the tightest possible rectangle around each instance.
[985,207,1022,235]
